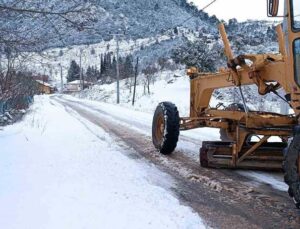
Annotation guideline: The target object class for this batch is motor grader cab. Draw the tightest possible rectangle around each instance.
[152,0,300,208]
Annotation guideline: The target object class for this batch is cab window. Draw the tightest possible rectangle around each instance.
[292,0,300,30]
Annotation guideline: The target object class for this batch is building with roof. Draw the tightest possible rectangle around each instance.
[36,80,56,94]
[64,80,93,93]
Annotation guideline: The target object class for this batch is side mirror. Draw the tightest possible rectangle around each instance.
[268,0,279,17]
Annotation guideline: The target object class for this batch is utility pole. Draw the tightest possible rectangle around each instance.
[99,54,101,74]
[59,63,63,93]
[79,49,83,91]
[0,53,2,72]
[116,35,120,104]
[43,68,46,83]
[132,57,139,106]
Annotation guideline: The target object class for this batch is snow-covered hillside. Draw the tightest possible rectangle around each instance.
[25,34,174,85]
[25,18,279,86]
[1,0,217,51]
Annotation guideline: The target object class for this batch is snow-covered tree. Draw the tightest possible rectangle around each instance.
[86,66,100,83]
[171,39,222,72]
[67,60,80,82]
[142,65,158,95]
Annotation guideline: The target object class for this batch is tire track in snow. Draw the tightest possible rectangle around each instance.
[55,96,286,190]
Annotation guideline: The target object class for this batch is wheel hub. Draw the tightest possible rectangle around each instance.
[155,115,164,146]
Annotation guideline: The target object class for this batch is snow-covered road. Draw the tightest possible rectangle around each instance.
[57,94,288,192]
[0,96,205,229]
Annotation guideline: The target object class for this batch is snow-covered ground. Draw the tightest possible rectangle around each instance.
[237,171,288,191]
[0,96,205,229]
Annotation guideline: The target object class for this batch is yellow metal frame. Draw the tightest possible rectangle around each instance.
[180,0,300,168]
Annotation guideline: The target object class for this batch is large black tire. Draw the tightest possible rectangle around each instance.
[152,102,180,155]
[283,132,300,209]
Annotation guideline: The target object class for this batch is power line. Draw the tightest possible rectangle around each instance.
[175,0,217,28]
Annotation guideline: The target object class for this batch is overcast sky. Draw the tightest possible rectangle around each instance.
[189,0,277,22]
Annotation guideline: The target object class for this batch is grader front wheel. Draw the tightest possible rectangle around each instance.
[152,102,180,155]
[283,133,300,208]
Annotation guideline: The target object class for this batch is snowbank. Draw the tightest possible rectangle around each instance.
[77,69,193,116]
[0,95,205,229]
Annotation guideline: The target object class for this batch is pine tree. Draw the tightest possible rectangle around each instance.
[103,52,112,76]
[86,66,93,82]
[111,56,117,78]
[103,53,108,76]
[100,54,105,75]
[118,56,124,79]
[85,66,99,83]
[173,27,178,35]
[123,55,134,79]
[67,60,80,82]
[107,52,112,69]
[90,48,96,55]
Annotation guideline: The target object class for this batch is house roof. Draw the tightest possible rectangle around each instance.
[36,80,55,88]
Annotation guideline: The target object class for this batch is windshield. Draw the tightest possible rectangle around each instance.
[293,0,300,30]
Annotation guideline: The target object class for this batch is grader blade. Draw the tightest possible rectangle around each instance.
[200,141,286,171]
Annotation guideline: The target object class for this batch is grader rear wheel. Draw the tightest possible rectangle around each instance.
[152,102,180,155]
[283,133,300,209]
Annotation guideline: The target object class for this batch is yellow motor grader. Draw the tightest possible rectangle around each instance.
[152,0,300,208]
